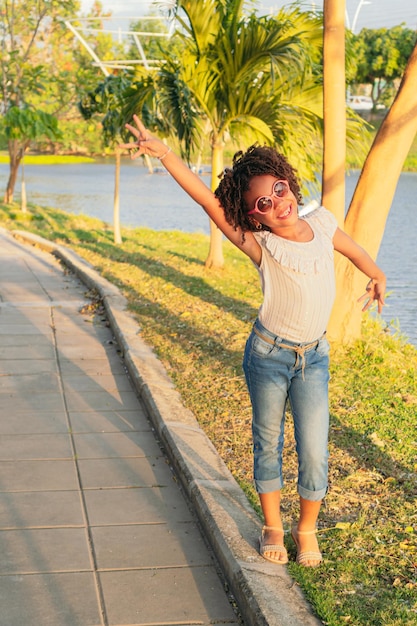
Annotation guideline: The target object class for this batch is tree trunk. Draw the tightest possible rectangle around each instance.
[205,141,224,268]
[328,41,417,342]
[113,149,122,244]
[144,153,153,174]
[3,140,23,203]
[322,0,346,226]
[21,160,27,213]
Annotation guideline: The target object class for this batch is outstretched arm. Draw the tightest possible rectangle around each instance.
[333,227,386,313]
[121,116,261,264]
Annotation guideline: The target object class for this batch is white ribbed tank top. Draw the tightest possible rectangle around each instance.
[254,206,338,343]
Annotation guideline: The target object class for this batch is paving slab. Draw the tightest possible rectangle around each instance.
[0,371,60,392]
[0,573,102,626]
[73,431,162,459]
[0,409,68,434]
[83,485,195,526]
[56,343,117,361]
[62,373,133,393]
[68,408,146,433]
[99,567,235,626]
[77,456,173,489]
[0,306,58,321]
[91,521,213,569]
[0,490,84,529]
[0,332,54,346]
[0,321,53,334]
[0,527,91,574]
[0,460,79,491]
[0,358,58,375]
[0,433,73,460]
[65,389,141,412]
[58,355,126,375]
[0,392,66,413]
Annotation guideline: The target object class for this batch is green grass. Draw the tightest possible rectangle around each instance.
[0,153,95,165]
[0,201,416,626]
[346,118,417,172]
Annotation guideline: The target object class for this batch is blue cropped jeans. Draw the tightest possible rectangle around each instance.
[243,319,330,501]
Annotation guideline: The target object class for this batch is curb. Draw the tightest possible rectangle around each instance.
[12,229,323,626]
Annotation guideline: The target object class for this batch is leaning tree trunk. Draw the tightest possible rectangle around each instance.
[3,140,24,204]
[328,41,417,342]
[322,0,346,227]
[205,140,224,269]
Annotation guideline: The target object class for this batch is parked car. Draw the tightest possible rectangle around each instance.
[346,95,386,112]
[346,95,373,111]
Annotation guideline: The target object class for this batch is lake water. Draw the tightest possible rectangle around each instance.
[1,160,416,347]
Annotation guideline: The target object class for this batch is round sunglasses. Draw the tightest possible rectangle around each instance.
[247,180,290,215]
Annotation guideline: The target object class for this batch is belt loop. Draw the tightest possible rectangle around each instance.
[253,325,275,345]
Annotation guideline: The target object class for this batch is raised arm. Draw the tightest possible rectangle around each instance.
[333,227,386,313]
[121,116,261,264]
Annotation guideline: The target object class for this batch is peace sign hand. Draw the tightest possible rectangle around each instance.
[357,277,386,314]
[120,115,170,160]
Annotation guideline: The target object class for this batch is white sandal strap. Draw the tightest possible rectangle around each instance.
[296,551,322,564]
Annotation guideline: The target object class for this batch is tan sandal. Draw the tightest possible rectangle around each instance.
[291,526,323,567]
[259,525,288,565]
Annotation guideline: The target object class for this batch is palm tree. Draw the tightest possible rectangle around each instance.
[328,40,417,341]
[175,0,327,267]
[126,0,324,267]
[320,1,417,342]
[322,0,346,226]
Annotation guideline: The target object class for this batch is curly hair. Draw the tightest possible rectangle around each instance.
[214,145,303,234]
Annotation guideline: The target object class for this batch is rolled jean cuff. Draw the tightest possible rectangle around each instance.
[298,483,327,502]
[255,475,283,494]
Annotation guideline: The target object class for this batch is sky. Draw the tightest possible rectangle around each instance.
[80,0,417,32]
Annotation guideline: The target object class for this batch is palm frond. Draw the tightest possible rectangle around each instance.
[229,115,275,146]
[157,65,204,160]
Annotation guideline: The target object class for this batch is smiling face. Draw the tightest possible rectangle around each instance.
[243,174,299,232]
[214,145,303,237]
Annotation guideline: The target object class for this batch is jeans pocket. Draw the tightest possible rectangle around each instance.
[315,337,330,357]
[251,332,275,357]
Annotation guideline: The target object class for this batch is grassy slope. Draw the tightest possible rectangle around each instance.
[0,202,416,626]
[346,117,417,172]
[0,154,95,165]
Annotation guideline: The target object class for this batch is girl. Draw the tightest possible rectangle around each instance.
[122,115,386,568]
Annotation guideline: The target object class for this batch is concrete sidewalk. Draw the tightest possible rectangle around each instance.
[0,228,322,626]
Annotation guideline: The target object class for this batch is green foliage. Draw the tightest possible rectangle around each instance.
[78,74,133,144]
[0,0,80,110]
[1,0,85,198]
[349,25,417,105]
[2,107,62,142]
[0,0,127,161]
